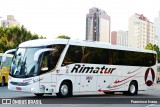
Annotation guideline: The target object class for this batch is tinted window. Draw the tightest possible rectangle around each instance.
[62,45,112,65]
[39,45,65,75]
[62,45,156,67]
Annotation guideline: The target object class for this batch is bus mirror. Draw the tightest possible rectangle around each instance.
[2,49,16,63]
[34,48,55,62]
[2,55,6,63]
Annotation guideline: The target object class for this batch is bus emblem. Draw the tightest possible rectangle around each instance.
[144,68,155,86]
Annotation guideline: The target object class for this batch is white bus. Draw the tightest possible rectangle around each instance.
[5,39,157,97]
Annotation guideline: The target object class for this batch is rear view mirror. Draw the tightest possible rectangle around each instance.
[34,48,55,62]
[2,49,16,63]
[0,49,16,69]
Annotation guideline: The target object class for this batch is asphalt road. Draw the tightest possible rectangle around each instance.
[1,84,160,107]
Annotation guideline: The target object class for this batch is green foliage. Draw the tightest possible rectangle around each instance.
[145,43,159,52]
[57,35,70,39]
[145,43,160,63]
[39,35,46,39]
[0,25,45,52]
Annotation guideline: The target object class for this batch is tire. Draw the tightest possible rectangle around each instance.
[34,93,44,97]
[104,92,115,95]
[1,77,5,87]
[125,81,138,96]
[56,81,72,98]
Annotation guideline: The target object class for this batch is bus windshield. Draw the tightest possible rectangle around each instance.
[10,47,42,78]
[10,45,65,78]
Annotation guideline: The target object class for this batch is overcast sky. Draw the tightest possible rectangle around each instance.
[0,0,160,40]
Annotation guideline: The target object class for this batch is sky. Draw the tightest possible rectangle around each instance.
[0,0,160,40]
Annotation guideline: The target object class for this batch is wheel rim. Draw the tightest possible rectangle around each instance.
[130,84,136,94]
[60,84,68,96]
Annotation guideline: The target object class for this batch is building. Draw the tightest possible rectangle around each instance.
[111,30,128,46]
[86,7,111,43]
[128,13,155,49]
[154,11,160,48]
[111,31,117,45]
[117,30,128,46]
[1,15,20,27]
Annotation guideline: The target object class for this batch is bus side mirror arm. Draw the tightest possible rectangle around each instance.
[0,49,16,68]
[2,49,16,62]
[34,48,55,62]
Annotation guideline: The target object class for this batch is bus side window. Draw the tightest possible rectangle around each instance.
[62,45,82,66]
[40,53,49,73]
[40,50,61,74]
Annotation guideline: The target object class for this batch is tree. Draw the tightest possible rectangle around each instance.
[39,35,46,39]
[0,25,45,52]
[145,43,159,53]
[145,43,153,50]
[153,44,159,52]
[145,43,160,63]
[57,35,70,39]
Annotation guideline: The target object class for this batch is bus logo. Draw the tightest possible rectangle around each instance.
[70,64,116,74]
[145,68,155,86]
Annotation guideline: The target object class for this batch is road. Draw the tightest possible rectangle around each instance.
[1,84,160,107]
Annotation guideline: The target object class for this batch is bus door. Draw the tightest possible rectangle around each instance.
[34,49,55,93]
[74,75,80,92]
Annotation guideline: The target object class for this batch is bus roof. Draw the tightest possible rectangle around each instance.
[19,39,69,47]
[19,39,156,54]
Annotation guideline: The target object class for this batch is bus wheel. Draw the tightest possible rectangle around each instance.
[34,93,44,97]
[56,81,71,98]
[1,77,5,87]
[104,92,115,95]
[126,81,138,96]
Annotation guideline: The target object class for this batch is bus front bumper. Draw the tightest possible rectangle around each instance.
[8,77,40,93]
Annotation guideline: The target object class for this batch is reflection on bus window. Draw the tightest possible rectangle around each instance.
[62,45,156,67]
[39,45,65,74]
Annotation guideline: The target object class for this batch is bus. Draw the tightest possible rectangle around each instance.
[4,39,157,97]
[0,53,13,86]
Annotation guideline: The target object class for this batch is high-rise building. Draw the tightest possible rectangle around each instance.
[128,13,155,49]
[154,11,160,48]
[1,15,20,27]
[111,31,117,45]
[86,7,111,43]
[117,30,128,46]
[111,30,128,46]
